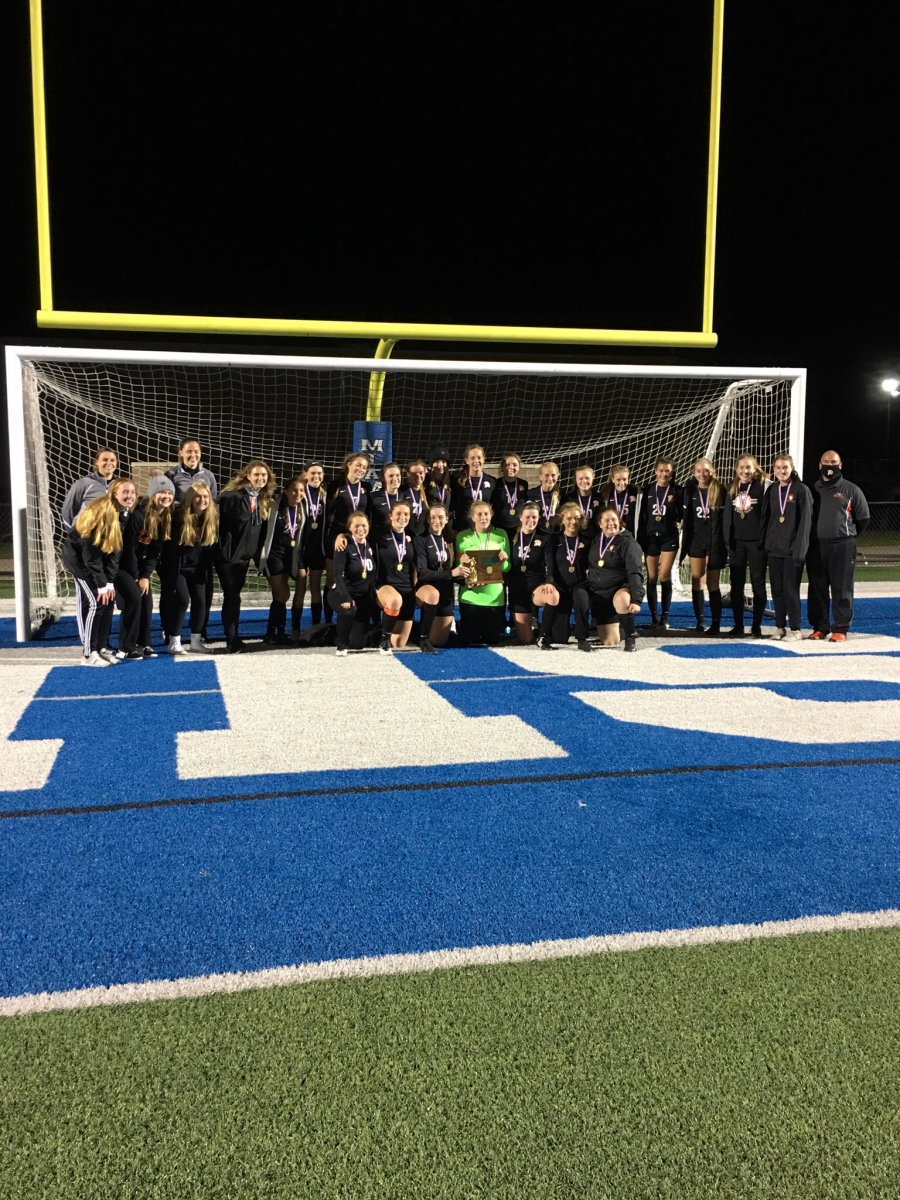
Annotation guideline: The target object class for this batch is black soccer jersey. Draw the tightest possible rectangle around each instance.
[723,479,768,546]
[596,484,639,536]
[509,528,548,591]
[528,485,560,533]
[332,537,377,601]
[563,488,605,531]
[327,479,373,535]
[413,531,453,581]
[545,530,590,587]
[492,478,531,535]
[639,481,683,544]
[450,473,496,530]
[376,528,416,591]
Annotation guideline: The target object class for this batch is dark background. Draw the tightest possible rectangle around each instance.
[2,1,898,495]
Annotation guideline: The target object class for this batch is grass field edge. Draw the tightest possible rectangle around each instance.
[4,906,900,1019]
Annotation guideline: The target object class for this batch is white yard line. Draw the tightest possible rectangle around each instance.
[3,908,898,1018]
[34,689,219,702]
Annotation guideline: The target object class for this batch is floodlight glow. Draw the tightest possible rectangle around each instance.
[882,378,900,396]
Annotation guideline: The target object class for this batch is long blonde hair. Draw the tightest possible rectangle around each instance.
[221,459,278,519]
[729,454,769,496]
[141,495,172,542]
[179,482,219,547]
[693,458,723,509]
[74,479,134,553]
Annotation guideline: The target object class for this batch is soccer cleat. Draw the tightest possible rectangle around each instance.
[419,640,438,655]
[99,647,121,665]
[577,640,592,653]
[829,632,848,643]
[537,637,554,651]
[141,646,158,658]
[623,635,637,652]
[658,615,669,630]
[808,630,827,640]
[379,638,394,655]
[335,647,349,657]
[84,651,111,667]
[774,628,787,640]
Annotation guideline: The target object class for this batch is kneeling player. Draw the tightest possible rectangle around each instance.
[587,507,644,652]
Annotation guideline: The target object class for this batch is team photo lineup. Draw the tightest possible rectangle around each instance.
[62,435,869,663]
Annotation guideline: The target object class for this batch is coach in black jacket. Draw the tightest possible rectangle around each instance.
[806,451,870,641]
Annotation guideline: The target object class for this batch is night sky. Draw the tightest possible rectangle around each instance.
[2,1,898,492]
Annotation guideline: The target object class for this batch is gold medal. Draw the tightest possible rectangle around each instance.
[739,513,745,520]
[655,515,662,522]
[779,516,785,523]
[362,569,367,579]
[311,521,318,530]
[509,508,516,515]
[598,559,604,567]
[520,564,526,572]
[397,563,403,572]
[290,539,296,547]
[569,565,575,573]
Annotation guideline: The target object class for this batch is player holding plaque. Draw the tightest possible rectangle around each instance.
[455,500,510,645]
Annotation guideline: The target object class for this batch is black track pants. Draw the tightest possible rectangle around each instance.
[806,539,856,634]
[768,556,804,631]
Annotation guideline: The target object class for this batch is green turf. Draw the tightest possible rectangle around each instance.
[2,929,900,1199]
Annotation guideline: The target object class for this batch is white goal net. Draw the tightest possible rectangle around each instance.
[6,349,805,639]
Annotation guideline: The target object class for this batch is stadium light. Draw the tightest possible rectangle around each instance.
[882,378,900,397]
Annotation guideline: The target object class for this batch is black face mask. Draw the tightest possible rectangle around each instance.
[820,466,841,483]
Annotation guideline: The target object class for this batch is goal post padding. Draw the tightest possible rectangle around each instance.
[6,349,805,639]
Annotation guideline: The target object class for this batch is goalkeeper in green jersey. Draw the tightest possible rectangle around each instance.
[454,500,511,646]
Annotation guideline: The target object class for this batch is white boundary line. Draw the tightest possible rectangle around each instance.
[3,908,898,1018]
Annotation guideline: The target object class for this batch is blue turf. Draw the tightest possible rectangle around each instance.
[1,597,900,997]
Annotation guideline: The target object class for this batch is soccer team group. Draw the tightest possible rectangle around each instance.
[59,438,869,665]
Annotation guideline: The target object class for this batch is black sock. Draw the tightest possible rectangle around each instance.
[661,580,673,616]
[381,612,398,641]
[732,593,745,627]
[646,582,658,618]
[292,603,304,632]
[310,601,322,625]
[691,589,705,621]
[540,606,556,640]
[620,612,636,639]
[420,604,435,643]
[267,599,286,636]
[709,589,723,625]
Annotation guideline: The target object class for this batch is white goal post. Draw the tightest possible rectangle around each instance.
[5,346,806,641]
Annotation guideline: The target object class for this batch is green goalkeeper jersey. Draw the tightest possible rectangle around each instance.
[455,528,511,607]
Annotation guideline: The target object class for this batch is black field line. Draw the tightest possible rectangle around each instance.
[3,755,900,822]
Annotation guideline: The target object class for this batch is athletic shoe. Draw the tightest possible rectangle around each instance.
[774,628,787,640]
[99,647,121,665]
[123,649,145,661]
[649,616,660,629]
[537,637,554,651]
[379,638,394,655]
[808,630,827,640]
[84,651,111,667]
[167,637,186,655]
[419,640,438,655]
[788,630,803,640]
[829,632,848,643]
[704,624,720,637]
[190,634,209,653]
[577,640,592,653]
[335,647,349,657]
[750,626,763,639]
[141,646,158,658]
[726,626,746,638]
[658,616,669,630]
[623,636,637,653]
[695,621,706,633]
[226,638,246,654]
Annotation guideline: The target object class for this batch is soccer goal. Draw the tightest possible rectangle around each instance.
[5,347,805,640]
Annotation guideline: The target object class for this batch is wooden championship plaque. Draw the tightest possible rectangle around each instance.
[464,548,503,585]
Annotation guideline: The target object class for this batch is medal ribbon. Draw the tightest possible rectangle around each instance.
[468,475,483,502]
[518,530,532,563]
[406,488,422,516]
[614,488,627,519]
[306,485,321,522]
[346,482,363,512]
[504,481,519,509]
[654,484,671,517]
[354,538,369,572]
[697,487,710,519]
[391,530,407,565]
[565,534,578,570]
[286,505,299,541]
[577,492,592,518]
[429,534,447,563]
[598,533,615,560]
[540,490,555,521]
[778,483,791,517]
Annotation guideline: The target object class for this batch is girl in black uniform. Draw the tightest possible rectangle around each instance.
[723,455,770,637]
[65,479,135,667]
[597,464,639,537]
[639,457,682,629]
[375,498,417,652]
[414,503,465,652]
[216,459,277,652]
[261,476,305,645]
[426,442,452,512]
[762,454,812,640]
[563,465,604,531]
[587,507,644,652]
[492,452,530,539]
[529,460,561,533]
[160,481,219,653]
[403,460,430,538]
[680,457,727,635]
[325,452,373,623]
[294,462,327,631]
[508,501,555,644]
[369,462,404,536]
[115,475,174,659]
[451,443,496,530]
[333,512,379,655]
[538,502,592,651]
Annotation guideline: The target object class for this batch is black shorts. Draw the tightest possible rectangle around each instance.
[507,575,543,614]
[300,542,326,571]
[591,592,622,625]
[644,534,679,556]
[687,536,727,570]
[265,555,291,579]
[385,589,417,621]
[418,579,455,618]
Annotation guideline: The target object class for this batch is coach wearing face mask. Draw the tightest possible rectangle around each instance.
[806,451,870,642]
